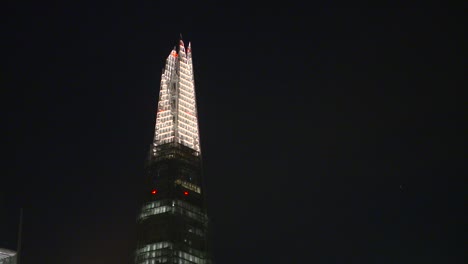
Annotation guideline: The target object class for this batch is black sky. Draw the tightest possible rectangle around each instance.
[1,2,465,264]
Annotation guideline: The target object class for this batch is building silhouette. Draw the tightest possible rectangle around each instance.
[134,38,212,264]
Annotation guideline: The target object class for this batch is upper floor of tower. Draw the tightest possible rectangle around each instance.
[152,39,200,157]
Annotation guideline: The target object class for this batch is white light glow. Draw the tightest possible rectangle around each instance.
[152,40,200,156]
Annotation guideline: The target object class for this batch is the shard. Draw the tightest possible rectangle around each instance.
[135,38,212,264]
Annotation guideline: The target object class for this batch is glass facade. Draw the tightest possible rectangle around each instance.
[153,40,200,156]
[139,199,208,223]
[136,242,209,264]
[135,39,212,264]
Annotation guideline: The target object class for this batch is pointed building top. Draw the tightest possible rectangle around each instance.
[179,33,185,48]
[153,39,200,155]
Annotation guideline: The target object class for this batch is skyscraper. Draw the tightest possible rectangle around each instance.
[135,39,212,264]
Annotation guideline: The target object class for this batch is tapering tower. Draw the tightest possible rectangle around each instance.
[135,39,212,264]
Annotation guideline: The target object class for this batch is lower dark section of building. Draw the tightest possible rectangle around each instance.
[135,143,212,264]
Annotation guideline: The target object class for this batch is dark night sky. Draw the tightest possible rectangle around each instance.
[1,2,465,264]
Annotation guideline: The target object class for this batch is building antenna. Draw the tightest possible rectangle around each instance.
[16,208,23,264]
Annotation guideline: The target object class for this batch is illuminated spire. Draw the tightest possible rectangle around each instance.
[152,39,201,156]
[187,42,192,55]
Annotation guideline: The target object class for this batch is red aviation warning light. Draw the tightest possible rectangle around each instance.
[151,189,158,195]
